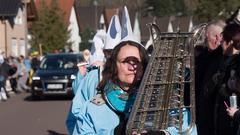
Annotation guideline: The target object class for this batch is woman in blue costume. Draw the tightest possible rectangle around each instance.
[74,38,149,135]
[66,14,122,134]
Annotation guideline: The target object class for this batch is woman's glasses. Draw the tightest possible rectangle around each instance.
[118,56,142,67]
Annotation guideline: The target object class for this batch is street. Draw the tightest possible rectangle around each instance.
[0,93,71,135]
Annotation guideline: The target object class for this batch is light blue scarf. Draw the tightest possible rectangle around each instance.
[104,81,137,113]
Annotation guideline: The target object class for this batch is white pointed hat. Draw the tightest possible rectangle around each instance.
[89,29,106,64]
[99,14,106,31]
[90,29,106,55]
[133,12,141,43]
[121,6,133,39]
[104,15,121,50]
[118,6,145,48]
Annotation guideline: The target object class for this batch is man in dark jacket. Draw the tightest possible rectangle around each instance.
[195,20,226,135]
[212,8,240,135]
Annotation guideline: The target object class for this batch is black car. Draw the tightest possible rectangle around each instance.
[31,53,84,99]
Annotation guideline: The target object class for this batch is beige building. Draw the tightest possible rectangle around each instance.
[0,0,29,57]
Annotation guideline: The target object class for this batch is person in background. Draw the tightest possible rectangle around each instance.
[207,7,240,135]
[29,52,41,86]
[23,55,31,86]
[226,101,240,135]
[31,51,41,72]
[10,55,29,92]
[82,49,91,63]
[194,20,226,135]
[8,56,18,93]
[0,54,11,98]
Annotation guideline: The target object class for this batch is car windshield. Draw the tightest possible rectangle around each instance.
[39,54,82,70]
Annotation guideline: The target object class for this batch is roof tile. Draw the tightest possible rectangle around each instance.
[0,0,21,16]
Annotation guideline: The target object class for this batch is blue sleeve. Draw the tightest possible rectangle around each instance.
[71,70,99,118]
[72,78,87,118]
[72,72,85,95]
[65,103,76,135]
[81,70,99,101]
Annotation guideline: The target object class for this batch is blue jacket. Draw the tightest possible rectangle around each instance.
[73,98,198,135]
[72,72,85,95]
[66,69,100,135]
[66,71,85,134]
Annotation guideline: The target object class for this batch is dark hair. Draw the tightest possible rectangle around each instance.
[97,41,149,91]
[222,23,240,44]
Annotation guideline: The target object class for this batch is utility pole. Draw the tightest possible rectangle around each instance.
[93,0,98,30]
[24,1,28,57]
[39,43,42,56]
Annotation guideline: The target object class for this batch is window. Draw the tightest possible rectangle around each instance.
[11,38,18,56]
[19,39,25,56]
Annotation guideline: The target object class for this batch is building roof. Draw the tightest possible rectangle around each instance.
[74,5,136,33]
[74,5,104,32]
[0,0,21,17]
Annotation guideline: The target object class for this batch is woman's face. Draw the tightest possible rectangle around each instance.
[116,44,143,89]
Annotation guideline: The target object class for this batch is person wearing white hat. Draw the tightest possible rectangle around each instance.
[66,15,122,135]
[71,29,107,96]
[69,5,148,135]
[73,14,122,98]
[89,29,106,66]
[74,5,197,135]
[74,34,149,135]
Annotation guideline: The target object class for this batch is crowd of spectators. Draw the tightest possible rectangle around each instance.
[0,51,41,101]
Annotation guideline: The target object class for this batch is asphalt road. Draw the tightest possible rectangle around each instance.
[0,92,72,135]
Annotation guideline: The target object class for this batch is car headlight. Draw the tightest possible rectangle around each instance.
[32,76,40,80]
[70,74,76,80]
